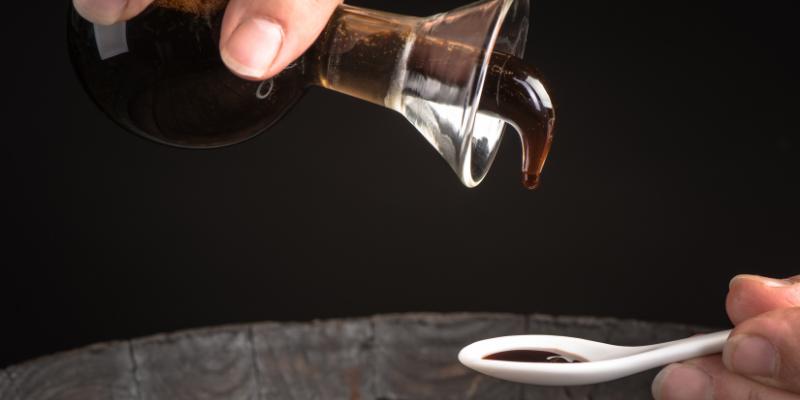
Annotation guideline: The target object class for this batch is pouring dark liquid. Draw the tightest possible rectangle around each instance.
[68,0,554,188]
[480,53,555,189]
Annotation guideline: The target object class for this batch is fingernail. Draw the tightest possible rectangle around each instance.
[723,334,778,378]
[221,17,283,79]
[652,364,713,400]
[729,274,791,289]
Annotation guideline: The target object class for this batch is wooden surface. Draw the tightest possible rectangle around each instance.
[0,313,714,400]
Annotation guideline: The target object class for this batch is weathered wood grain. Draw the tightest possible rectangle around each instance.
[251,319,373,400]
[373,313,526,400]
[0,313,718,400]
[0,369,13,400]
[130,325,258,400]
[1,341,137,400]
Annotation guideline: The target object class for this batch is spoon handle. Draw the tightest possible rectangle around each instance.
[573,330,733,386]
[628,329,732,371]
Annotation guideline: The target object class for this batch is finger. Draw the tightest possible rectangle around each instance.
[73,0,156,25]
[723,307,800,394]
[219,0,342,80]
[727,274,800,325]
[652,355,800,400]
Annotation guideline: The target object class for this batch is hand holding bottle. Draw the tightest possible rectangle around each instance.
[73,0,341,80]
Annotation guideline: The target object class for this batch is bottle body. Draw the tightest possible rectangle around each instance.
[68,5,305,148]
[68,3,419,148]
[308,6,418,108]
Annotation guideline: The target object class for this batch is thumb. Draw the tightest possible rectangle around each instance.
[219,0,341,80]
[726,274,800,325]
[723,306,800,394]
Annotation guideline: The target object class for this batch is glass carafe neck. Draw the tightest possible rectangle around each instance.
[304,5,419,108]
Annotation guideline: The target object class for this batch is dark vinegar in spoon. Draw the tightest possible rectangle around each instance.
[484,350,584,363]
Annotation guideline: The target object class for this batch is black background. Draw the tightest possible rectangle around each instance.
[1,0,797,368]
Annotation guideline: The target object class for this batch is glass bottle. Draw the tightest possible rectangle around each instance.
[68,0,554,188]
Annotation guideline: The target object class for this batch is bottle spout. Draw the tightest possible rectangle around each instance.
[479,52,555,190]
[309,0,533,188]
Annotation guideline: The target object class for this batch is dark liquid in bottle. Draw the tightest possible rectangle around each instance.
[68,2,305,148]
[484,350,585,363]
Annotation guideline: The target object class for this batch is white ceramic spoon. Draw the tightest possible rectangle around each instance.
[458,329,731,386]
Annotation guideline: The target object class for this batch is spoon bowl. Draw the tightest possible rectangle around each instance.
[458,329,731,386]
